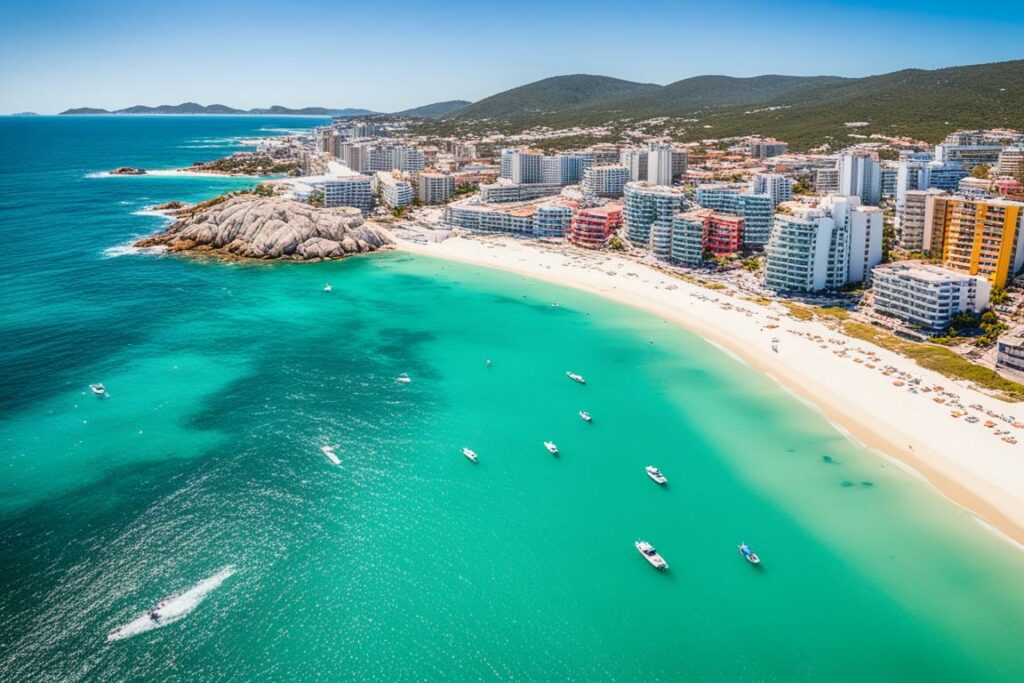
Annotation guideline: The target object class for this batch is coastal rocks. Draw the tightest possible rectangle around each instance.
[135,195,392,262]
[110,166,146,175]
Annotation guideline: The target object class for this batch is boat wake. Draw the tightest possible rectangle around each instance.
[107,566,235,642]
[103,242,167,258]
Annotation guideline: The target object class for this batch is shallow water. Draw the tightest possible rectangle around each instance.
[1,116,1023,681]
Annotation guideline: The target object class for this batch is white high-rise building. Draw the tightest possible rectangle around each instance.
[620,149,649,182]
[622,182,687,247]
[417,172,455,204]
[764,195,881,292]
[838,153,882,206]
[541,154,592,186]
[320,176,374,213]
[647,143,675,186]
[899,188,946,251]
[581,165,630,198]
[752,174,793,204]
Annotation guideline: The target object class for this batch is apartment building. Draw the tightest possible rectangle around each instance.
[417,172,455,204]
[899,189,946,251]
[479,180,562,203]
[838,153,882,206]
[375,172,413,208]
[695,184,775,249]
[871,262,990,333]
[622,182,687,247]
[581,165,630,198]
[321,175,374,213]
[443,199,573,237]
[567,204,623,248]
[923,195,1024,288]
[752,173,793,204]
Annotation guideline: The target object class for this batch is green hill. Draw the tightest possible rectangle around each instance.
[397,100,472,118]
[450,75,660,120]
[441,60,1024,149]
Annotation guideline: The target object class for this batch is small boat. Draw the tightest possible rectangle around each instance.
[738,543,761,565]
[579,411,592,423]
[566,372,586,384]
[395,374,411,384]
[324,283,332,292]
[89,383,107,396]
[321,445,340,465]
[544,441,559,455]
[635,541,668,570]
[462,447,478,463]
[486,360,492,367]
[645,466,667,485]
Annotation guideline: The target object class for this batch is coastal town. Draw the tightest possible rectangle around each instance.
[186,117,1024,391]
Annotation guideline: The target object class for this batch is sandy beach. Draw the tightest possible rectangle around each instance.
[396,233,1024,546]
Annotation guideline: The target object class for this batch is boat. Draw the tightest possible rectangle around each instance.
[324,283,332,292]
[579,411,592,423]
[321,445,340,465]
[645,466,667,485]
[396,374,411,384]
[738,543,761,565]
[107,567,235,642]
[566,372,586,384]
[635,541,668,570]
[462,447,478,463]
[544,441,559,455]
[486,360,492,367]
[89,383,107,396]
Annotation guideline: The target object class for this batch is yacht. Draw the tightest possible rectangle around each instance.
[324,283,332,292]
[579,411,592,423]
[395,373,411,384]
[635,541,668,570]
[321,445,341,465]
[738,543,761,565]
[462,447,478,463]
[566,372,586,384]
[645,466,668,485]
[544,441,559,455]
[89,383,107,397]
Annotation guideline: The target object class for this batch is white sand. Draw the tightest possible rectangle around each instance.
[397,234,1024,545]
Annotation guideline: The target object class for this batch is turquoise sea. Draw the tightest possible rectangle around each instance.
[1,116,1023,681]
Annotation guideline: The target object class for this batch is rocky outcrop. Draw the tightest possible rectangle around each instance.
[135,195,392,261]
[111,167,146,175]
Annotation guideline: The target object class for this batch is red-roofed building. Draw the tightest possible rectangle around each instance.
[568,203,623,248]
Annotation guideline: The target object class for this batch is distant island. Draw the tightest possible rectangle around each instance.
[59,102,376,117]
[11,112,40,116]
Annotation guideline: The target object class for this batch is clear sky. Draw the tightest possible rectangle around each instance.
[1,0,1022,113]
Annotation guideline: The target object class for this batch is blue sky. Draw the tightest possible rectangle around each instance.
[1,0,1022,113]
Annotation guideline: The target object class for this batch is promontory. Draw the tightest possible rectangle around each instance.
[135,195,392,261]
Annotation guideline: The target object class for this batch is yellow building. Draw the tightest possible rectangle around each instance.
[924,196,1024,288]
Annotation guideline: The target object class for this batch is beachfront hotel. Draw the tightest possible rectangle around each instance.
[443,197,574,237]
[375,171,414,208]
[924,195,1024,288]
[416,172,455,204]
[567,204,623,248]
[871,262,991,334]
[622,182,688,247]
[763,195,882,293]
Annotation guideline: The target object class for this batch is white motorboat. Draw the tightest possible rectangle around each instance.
[566,372,586,384]
[107,567,235,642]
[579,411,592,423]
[89,383,107,397]
[462,447,478,463]
[544,441,559,455]
[321,445,341,465]
[324,283,332,292]
[645,466,667,485]
[738,543,761,565]
[396,373,411,384]
[635,541,668,570]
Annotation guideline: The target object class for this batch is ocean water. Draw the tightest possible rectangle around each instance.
[1,116,1024,681]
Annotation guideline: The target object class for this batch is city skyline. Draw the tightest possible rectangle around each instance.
[1,0,1022,114]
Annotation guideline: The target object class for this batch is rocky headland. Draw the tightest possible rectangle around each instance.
[110,166,147,175]
[135,195,392,261]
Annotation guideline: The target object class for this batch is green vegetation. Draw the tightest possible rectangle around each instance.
[971,163,992,179]
[608,236,625,251]
[741,257,761,273]
[933,311,1010,347]
[810,306,850,321]
[308,189,324,208]
[842,322,1024,401]
[191,154,300,176]
[254,183,275,197]
[395,100,472,119]
[421,60,1024,150]
[781,302,815,321]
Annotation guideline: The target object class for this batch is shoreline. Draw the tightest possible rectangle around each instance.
[394,233,1024,547]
